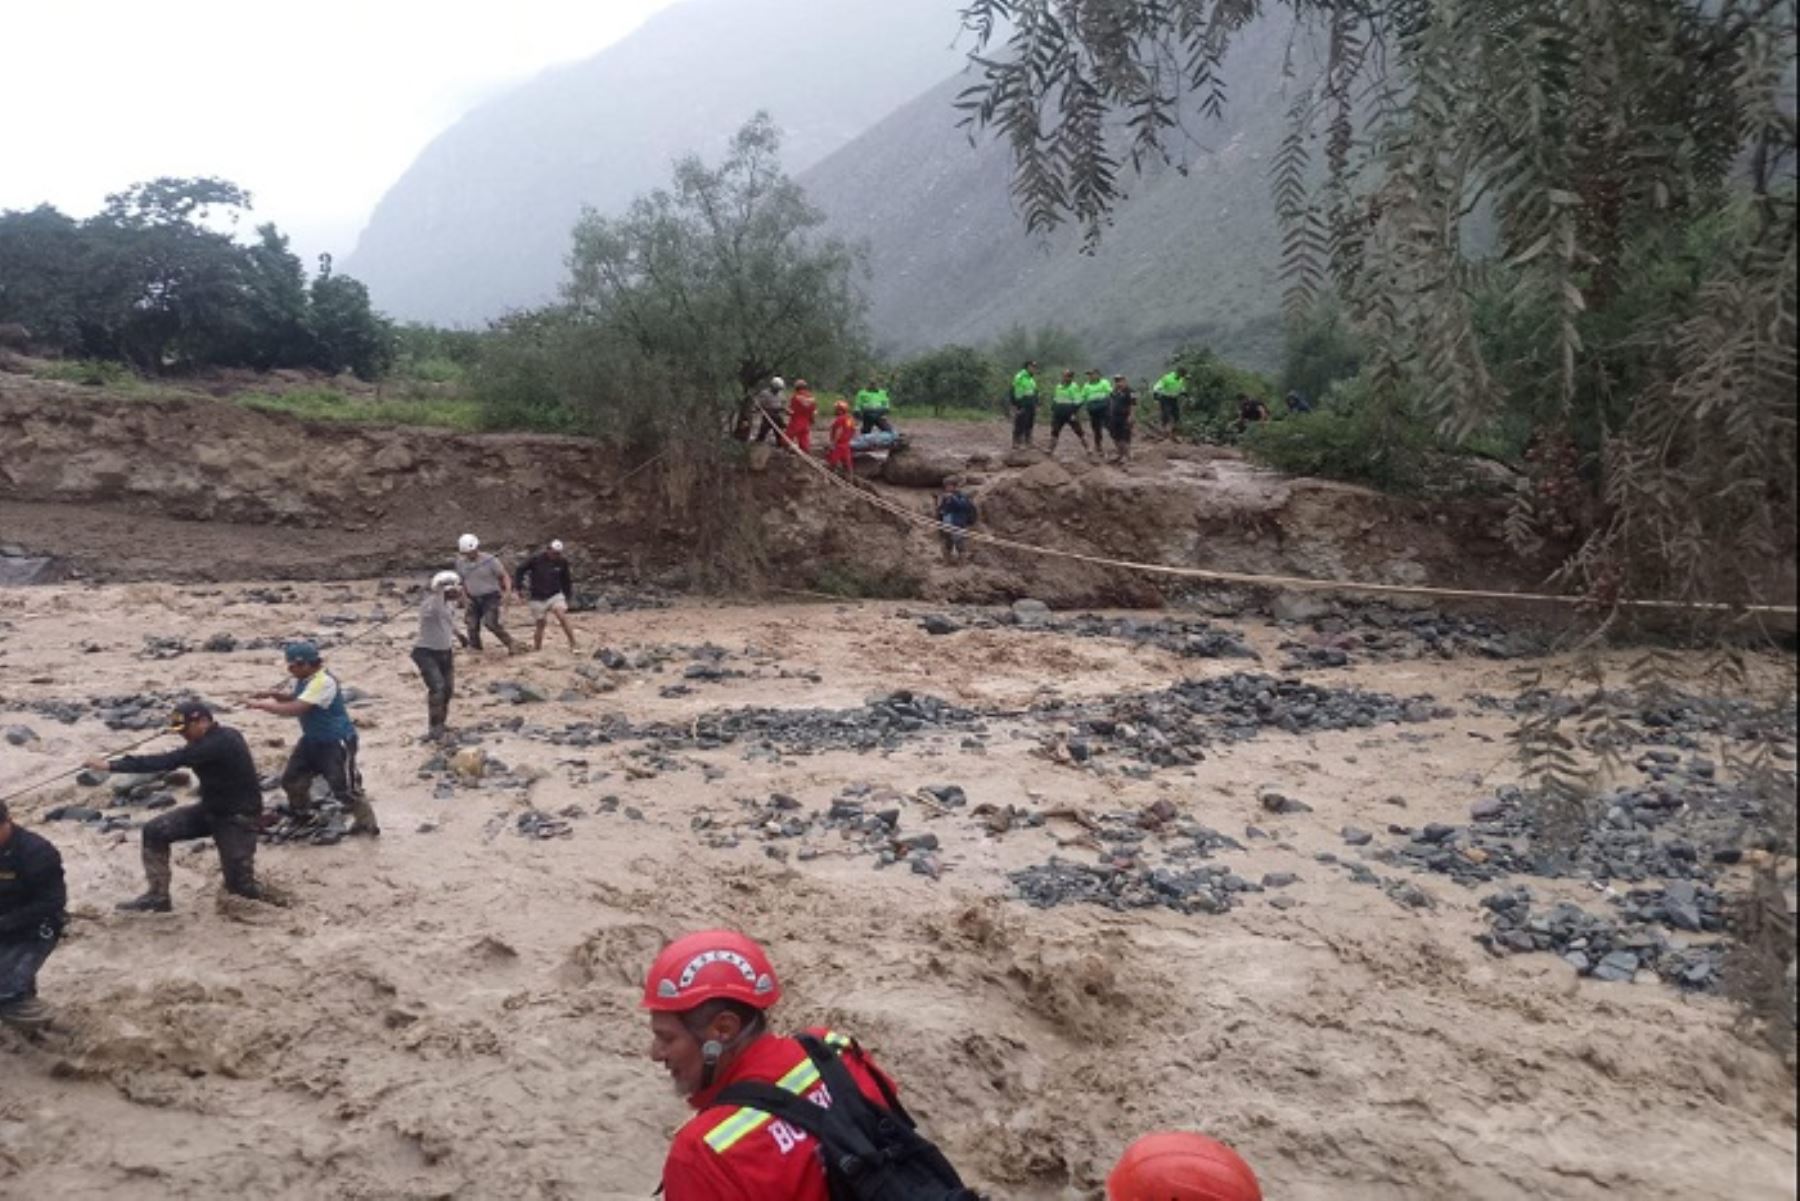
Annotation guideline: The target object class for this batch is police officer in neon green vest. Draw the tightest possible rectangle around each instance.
[1048,370,1090,456]
[1083,370,1114,454]
[854,380,894,436]
[1153,366,1190,436]
[1010,361,1040,449]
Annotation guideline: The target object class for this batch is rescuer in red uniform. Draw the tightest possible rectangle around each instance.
[648,929,904,1201]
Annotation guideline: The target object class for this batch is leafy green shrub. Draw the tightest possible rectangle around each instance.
[1241,405,1429,493]
[1280,301,1364,406]
[893,345,1001,413]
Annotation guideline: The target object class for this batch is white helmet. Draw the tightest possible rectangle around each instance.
[458,534,479,554]
[550,539,565,553]
[431,571,461,592]
[771,377,786,391]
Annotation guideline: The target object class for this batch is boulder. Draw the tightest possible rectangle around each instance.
[879,447,961,489]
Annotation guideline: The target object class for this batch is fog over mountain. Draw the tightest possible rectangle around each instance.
[350,0,1294,371]
[799,18,1295,373]
[345,0,970,325]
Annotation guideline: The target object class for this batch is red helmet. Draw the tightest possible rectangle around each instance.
[1108,1133,1263,1201]
[642,930,782,1013]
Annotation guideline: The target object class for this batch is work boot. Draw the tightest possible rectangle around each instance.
[347,799,381,838]
[0,997,52,1030]
[116,893,173,914]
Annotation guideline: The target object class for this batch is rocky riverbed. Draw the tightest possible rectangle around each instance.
[0,581,1794,1201]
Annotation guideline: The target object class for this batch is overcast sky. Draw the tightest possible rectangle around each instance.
[1,0,681,264]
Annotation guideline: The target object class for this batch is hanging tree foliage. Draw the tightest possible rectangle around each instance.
[956,0,1798,616]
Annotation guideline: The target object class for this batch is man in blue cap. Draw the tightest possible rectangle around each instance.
[247,642,380,838]
[91,700,266,912]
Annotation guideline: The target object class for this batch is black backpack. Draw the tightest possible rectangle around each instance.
[712,1034,982,1201]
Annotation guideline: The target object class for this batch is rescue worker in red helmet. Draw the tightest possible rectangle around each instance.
[1108,1131,1264,1201]
[645,930,907,1201]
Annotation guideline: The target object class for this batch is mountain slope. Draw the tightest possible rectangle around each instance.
[800,20,1297,374]
[345,0,967,325]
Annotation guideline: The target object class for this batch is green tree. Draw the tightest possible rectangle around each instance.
[894,345,1001,414]
[989,323,1089,377]
[565,113,869,404]
[310,255,394,380]
[1280,301,1364,408]
[0,205,87,350]
[956,0,1797,614]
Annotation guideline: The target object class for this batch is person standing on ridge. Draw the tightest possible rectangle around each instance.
[786,380,818,454]
[752,377,789,444]
[826,400,857,477]
[1153,366,1190,437]
[854,379,894,436]
[1010,360,1041,449]
[0,798,65,1030]
[96,701,266,912]
[934,477,978,564]
[455,534,516,654]
[414,571,462,740]
[1108,374,1138,465]
[517,540,578,653]
[248,642,379,838]
[1048,370,1089,457]
[645,930,977,1200]
[1084,369,1114,455]
[1108,1131,1263,1201]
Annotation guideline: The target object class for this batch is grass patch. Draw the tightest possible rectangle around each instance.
[235,387,484,431]
[32,359,140,389]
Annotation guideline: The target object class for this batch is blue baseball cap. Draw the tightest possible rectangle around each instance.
[284,640,321,664]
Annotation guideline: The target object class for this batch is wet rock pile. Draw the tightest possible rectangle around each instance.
[641,691,986,757]
[1009,858,1245,916]
[1471,689,1799,755]
[1038,673,1453,772]
[912,608,1259,660]
[690,783,979,879]
[1476,884,1728,990]
[1373,774,1786,889]
[3,691,203,730]
[1281,603,1542,664]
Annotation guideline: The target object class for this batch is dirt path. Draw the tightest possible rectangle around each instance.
[0,581,1794,1200]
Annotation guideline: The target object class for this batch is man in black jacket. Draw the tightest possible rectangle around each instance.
[0,797,65,1028]
[516,540,578,652]
[88,701,266,913]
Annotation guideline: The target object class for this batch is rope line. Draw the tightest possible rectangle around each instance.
[773,427,1798,617]
[0,730,164,807]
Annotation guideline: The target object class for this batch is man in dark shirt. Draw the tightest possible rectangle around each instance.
[0,797,66,1028]
[89,701,266,913]
[517,539,578,652]
[934,479,979,564]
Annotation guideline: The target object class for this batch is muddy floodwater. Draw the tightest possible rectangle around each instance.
[0,580,1794,1200]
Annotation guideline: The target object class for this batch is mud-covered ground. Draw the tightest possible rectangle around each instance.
[0,580,1795,1201]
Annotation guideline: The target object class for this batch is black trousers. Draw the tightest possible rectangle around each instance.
[1011,402,1038,446]
[0,929,58,1005]
[144,804,260,897]
[1088,408,1110,445]
[1049,407,1086,443]
[282,735,364,812]
[1158,394,1181,428]
[466,591,511,650]
[413,647,455,729]
[860,412,894,435]
[754,409,787,443]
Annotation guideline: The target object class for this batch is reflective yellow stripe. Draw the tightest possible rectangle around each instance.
[703,1033,851,1155]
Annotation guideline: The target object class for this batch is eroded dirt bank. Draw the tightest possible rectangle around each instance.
[0,580,1793,1201]
[0,378,1551,607]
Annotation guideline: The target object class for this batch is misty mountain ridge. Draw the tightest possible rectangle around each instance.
[349,0,1295,372]
[344,0,971,325]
